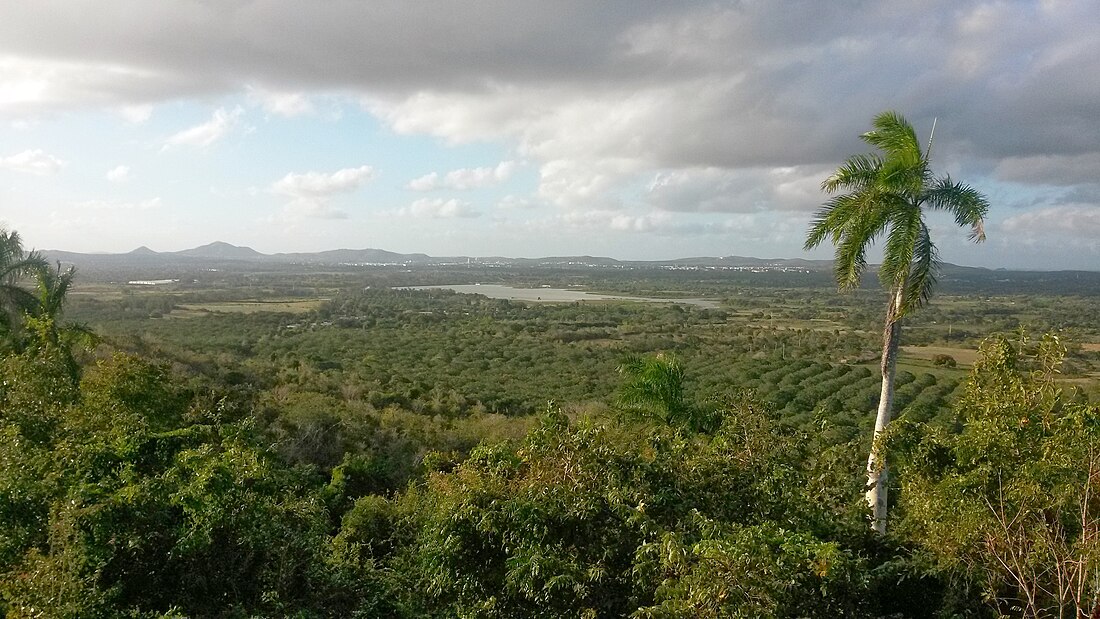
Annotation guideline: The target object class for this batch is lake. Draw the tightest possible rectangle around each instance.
[404,284,720,309]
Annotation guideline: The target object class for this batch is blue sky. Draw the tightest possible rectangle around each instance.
[1,1,1098,269]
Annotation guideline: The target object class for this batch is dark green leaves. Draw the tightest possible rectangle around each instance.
[925,177,990,242]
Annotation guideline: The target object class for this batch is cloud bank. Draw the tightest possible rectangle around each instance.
[0,1,1097,266]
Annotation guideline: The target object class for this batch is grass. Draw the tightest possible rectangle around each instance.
[173,300,325,315]
[900,345,980,367]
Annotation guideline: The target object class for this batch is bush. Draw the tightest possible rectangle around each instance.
[930,353,957,367]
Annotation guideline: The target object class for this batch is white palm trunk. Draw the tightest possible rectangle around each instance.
[867,286,904,534]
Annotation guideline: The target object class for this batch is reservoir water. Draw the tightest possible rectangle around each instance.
[404,284,720,309]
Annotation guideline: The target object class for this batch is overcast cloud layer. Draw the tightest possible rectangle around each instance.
[1,1,1097,269]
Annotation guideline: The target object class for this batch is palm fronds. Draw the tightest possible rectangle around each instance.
[810,112,987,302]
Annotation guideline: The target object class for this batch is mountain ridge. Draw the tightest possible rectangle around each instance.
[39,241,1080,274]
[42,241,843,270]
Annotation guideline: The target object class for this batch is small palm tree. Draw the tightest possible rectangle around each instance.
[624,351,682,419]
[29,262,80,340]
[617,353,718,431]
[618,353,687,423]
[0,228,47,344]
[25,261,97,378]
[805,111,989,533]
[34,261,75,316]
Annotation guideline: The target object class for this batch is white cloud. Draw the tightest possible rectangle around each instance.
[1001,205,1100,246]
[373,89,663,208]
[163,106,243,149]
[248,86,314,117]
[105,165,131,182]
[445,161,517,189]
[994,153,1100,186]
[497,194,539,210]
[646,166,825,213]
[407,160,517,191]
[558,208,762,237]
[370,81,824,212]
[646,168,748,213]
[0,149,64,175]
[974,204,1100,268]
[536,157,638,209]
[75,197,161,211]
[270,165,375,221]
[272,165,375,199]
[609,211,674,233]
[399,197,480,219]
[118,104,153,124]
[406,171,439,191]
[277,201,350,221]
[0,54,180,118]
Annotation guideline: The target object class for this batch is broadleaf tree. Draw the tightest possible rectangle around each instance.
[804,111,989,533]
[892,334,1100,617]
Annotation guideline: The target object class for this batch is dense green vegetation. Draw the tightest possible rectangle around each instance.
[3,226,1100,616]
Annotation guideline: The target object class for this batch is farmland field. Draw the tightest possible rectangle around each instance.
[174,299,326,315]
[900,345,980,367]
[64,263,1100,445]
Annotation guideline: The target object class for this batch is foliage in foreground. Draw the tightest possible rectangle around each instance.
[384,402,878,618]
[1,347,956,617]
[3,329,1096,617]
[895,334,1100,617]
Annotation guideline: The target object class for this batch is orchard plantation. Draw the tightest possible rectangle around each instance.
[1,227,1100,617]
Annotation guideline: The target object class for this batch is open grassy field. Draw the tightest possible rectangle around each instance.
[173,299,326,315]
[900,345,980,367]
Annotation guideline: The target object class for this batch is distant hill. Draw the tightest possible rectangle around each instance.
[36,241,1100,296]
[174,241,265,260]
[40,241,1097,280]
[274,248,433,264]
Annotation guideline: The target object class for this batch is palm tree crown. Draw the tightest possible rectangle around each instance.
[0,228,48,340]
[805,111,988,318]
[617,353,686,423]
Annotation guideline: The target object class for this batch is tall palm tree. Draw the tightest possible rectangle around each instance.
[0,228,47,344]
[804,111,989,534]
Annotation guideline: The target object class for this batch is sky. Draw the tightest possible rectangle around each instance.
[0,1,1098,270]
